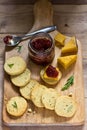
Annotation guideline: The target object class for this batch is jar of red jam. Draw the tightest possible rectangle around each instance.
[28,32,55,64]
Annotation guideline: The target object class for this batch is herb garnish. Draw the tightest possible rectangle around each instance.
[12,101,17,109]
[8,63,14,68]
[16,45,22,53]
[67,105,73,112]
[61,75,74,91]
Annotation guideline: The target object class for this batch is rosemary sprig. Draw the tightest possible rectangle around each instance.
[8,63,14,68]
[12,101,17,109]
[61,75,74,91]
[16,45,22,53]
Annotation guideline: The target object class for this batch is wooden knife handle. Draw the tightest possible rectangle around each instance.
[30,0,53,32]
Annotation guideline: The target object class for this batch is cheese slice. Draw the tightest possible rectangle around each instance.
[40,67,62,85]
[54,32,66,46]
[58,55,77,69]
[43,67,59,81]
[61,37,78,55]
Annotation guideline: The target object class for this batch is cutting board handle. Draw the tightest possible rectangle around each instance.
[30,0,53,32]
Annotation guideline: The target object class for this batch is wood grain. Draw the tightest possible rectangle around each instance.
[0,0,87,130]
[2,0,85,126]
[0,0,87,4]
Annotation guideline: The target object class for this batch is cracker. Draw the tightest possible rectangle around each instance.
[31,84,47,107]
[42,88,59,110]
[55,96,77,117]
[20,79,39,100]
[6,96,27,117]
[4,56,26,75]
[11,68,31,87]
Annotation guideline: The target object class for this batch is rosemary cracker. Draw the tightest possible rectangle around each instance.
[4,56,26,75]
[55,96,77,117]
[6,96,28,117]
[11,68,31,87]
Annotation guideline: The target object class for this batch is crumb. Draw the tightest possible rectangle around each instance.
[27,108,36,115]
[4,97,8,103]
[33,111,36,114]
[68,93,73,97]
[4,97,8,101]
[27,108,33,113]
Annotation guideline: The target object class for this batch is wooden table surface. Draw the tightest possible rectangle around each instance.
[0,0,87,130]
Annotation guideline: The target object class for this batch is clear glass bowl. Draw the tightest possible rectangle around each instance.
[28,32,55,64]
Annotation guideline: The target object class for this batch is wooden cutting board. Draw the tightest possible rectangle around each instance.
[2,0,85,126]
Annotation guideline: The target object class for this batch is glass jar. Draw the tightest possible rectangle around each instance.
[28,32,55,64]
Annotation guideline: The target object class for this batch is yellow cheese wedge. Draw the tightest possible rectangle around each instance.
[58,55,77,69]
[61,37,78,55]
[54,32,66,46]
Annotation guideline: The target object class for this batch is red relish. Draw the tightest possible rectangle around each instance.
[28,32,55,64]
[46,65,58,78]
[31,38,52,51]
[3,35,12,44]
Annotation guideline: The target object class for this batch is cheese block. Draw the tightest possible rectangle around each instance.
[42,88,59,110]
[58,55,77,69]
[30,84,47,107]
[20,79,39,100]
[55,96,77,117]
[40,66,62,85]
[6,96,28,117]
[4,56,26,76]
[61,37,78,55]
[54,32,66,46]
[11,68,31,87]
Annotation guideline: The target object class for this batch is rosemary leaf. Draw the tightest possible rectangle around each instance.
[12,101,17,109]
[16,45,22,53]
[67,105,73,113]
[8,63,14,68]
[61,75,74,91]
